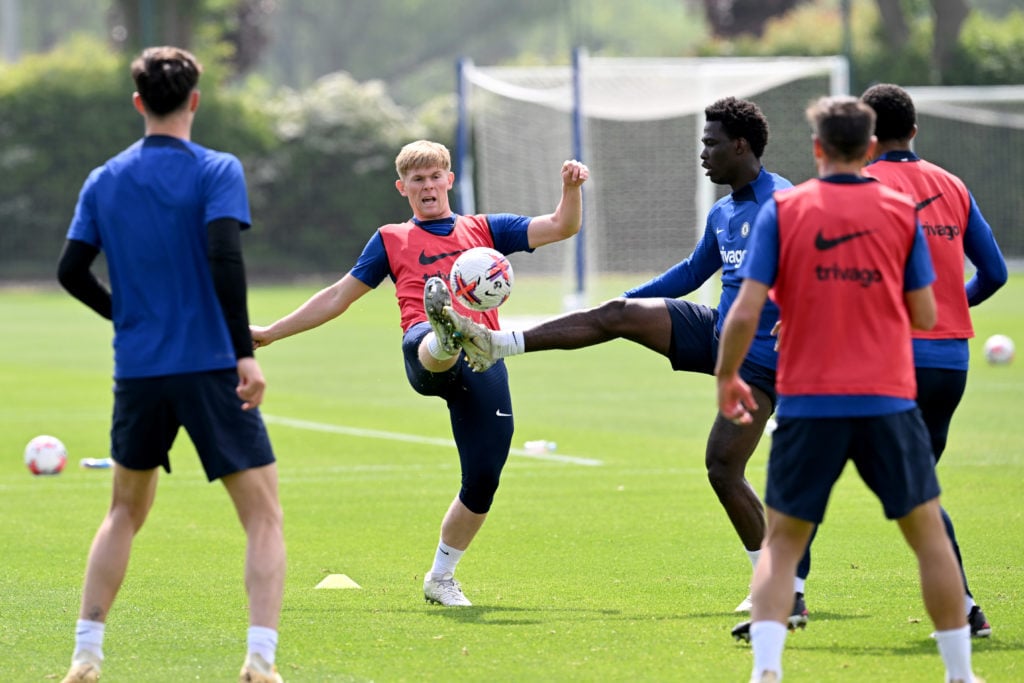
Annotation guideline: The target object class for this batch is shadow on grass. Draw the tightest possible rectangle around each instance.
[413,603,626,626]
[790,634,1023,657]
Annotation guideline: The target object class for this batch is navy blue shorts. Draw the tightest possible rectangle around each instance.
[664,298,777,408]
[765,408,940,523]
[402,322,514,514]
[111,369,276,481]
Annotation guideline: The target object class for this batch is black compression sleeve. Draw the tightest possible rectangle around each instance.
[56,239,113,320]
[207,218,254,360]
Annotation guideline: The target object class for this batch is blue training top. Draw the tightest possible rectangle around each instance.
[624,167,791,370]
[66,135,251,379]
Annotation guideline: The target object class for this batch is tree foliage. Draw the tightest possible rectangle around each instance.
[245,72,440,275]
[694,0,1024,90]
[697,0,806,37]
[0,36,270,278]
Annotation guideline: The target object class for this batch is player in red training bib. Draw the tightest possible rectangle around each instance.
[251,140,588,607]
[716,96,977,683]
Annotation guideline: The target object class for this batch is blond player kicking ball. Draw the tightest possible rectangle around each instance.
[251,140,588,607]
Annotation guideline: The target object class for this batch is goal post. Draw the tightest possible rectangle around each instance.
[456,54,849,308]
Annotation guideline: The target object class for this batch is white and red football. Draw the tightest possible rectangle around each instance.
[449,247,514,311]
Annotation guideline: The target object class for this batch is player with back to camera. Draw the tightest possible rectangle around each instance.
[56,46,286,683]
[757,84,1012,645]
[860,82,1007,637]
[443,97,810,623]
[716,95,978,683]
[249,140,589,606]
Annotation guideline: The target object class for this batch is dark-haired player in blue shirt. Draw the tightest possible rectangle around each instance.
[57,46,286,683]
[444,97,809,621]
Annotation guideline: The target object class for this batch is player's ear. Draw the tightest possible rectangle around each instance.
[865,136,878,163]
[395,178,407,196]
[812,135,824,160]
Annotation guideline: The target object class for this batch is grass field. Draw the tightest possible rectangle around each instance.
[1,274,1022,682]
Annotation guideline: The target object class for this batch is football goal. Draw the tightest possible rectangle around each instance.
[456,52,849,307]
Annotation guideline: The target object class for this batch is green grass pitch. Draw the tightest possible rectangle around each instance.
[1,274,1021,682]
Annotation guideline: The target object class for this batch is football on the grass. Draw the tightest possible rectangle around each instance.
[24,435,68,475]
[983,334,1014,366]
[449,247,514,311]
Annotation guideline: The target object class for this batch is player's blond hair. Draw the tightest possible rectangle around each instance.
[395,140,451,178]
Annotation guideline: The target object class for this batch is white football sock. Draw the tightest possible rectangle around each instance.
[491,330,525,358]
[247,625,279,665]
[793,577,805,595]
[74,619,105,661]
[428,541,464,579]
[746,548,761,570]
[933,624,972,682]
[427,335,454,360]
[750,620,787,681]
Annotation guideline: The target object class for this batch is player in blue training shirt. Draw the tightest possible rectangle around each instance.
[56,47,286,682]
[717,95,976,683]
[443,97,809,622]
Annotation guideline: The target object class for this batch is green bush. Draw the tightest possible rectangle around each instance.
[0,37,272,280]
[0,36,457,282]
[693,3,1024,92]
[951,10,1024,85]
[244,72,443,278]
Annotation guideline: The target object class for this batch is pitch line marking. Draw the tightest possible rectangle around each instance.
[263,414,603,466]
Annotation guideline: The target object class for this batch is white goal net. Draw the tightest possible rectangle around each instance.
[457,54,848,306]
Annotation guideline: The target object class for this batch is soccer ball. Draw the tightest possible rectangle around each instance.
[24,435,68,475]
[983,334,1015,366]
[449,247,514,311]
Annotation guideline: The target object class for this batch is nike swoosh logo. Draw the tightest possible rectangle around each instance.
[495,409,512,417]
[915,194,943,211]
[814,229,871,251]
[439,548,450,555]
[419,248,467,265]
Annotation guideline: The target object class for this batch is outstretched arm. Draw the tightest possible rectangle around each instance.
[251,272,372,348]
[527,160,590,248]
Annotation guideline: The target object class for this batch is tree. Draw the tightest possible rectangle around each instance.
[874,0,969,82]
[698,0,805,38]
[108,0,201,52]
[105,0,273,78]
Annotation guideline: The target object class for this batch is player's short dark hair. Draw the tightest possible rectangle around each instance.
[860,83,916,142]
[704,97,770,158]
[806,95,876,162]
[130,46,202,116]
